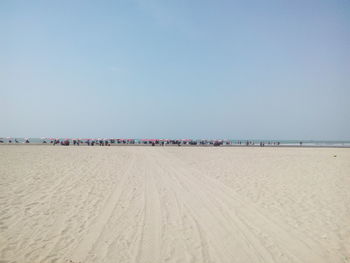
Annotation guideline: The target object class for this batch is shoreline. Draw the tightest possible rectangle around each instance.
[1,143,350,148]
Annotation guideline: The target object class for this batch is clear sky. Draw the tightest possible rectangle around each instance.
[1,0,349,140]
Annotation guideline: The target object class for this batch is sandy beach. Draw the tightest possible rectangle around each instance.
[0,145,349,263]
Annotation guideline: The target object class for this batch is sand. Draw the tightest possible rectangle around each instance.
[0,145,349,263]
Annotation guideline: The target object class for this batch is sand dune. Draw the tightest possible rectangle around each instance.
[0,146,349,263]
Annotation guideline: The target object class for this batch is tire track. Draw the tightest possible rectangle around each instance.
[69,154,137,262]
[134,154,162,263]
[150,148,337,263]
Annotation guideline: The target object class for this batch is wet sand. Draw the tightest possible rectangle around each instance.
[0,146,349,263]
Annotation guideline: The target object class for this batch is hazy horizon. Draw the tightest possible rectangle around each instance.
[1,0,349,140]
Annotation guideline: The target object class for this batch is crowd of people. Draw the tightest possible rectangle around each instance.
[1,138,295,147]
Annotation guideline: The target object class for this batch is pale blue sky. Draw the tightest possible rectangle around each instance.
[1,0,349,140]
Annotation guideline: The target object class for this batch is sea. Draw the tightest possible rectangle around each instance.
[1,137,350,147]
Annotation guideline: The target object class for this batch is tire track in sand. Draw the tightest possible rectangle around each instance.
[149,148,338,263]
[133,154,162,263]
[69,154,137,262]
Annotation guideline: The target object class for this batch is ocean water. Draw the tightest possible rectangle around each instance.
[1,137,350,147]
[229,139,350,147]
